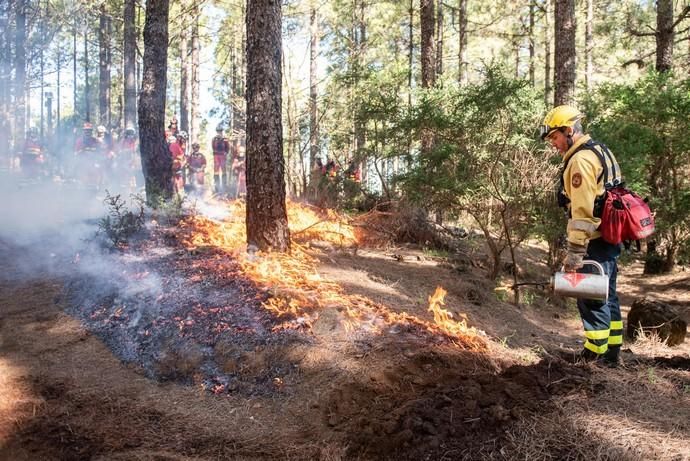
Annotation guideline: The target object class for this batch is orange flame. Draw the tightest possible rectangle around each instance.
[179,199,485,349]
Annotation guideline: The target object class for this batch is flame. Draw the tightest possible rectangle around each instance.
[179,199,485,349]
[427,286,475,338]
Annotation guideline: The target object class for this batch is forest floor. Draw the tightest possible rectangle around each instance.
[0,193,689,460]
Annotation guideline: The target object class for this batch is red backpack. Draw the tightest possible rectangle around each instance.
[560,140,655,245]
[598,185,655,244]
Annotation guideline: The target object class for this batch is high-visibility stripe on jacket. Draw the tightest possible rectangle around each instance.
[561,135,622,246]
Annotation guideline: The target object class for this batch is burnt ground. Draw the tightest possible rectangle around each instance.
[1,218,690,460]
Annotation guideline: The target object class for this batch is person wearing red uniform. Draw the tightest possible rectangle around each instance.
[211,125,230,194]
[166,117,179,139]
[188,142,207,194]
[21,127,45,179]
[74,122,102,188]
[117,127,139,187]
[168,135,186,196]
[231,144,246,198]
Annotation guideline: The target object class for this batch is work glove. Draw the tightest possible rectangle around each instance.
[563,242,587,272]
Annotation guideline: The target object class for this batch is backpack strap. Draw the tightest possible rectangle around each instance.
[565,139,620,189]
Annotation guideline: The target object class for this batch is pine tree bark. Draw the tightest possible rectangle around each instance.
[123,0,136,129]
[0,8,11,154]
[457,0,468,83]
[99,4,111,128]
[246,0,290,252]
[138,0,172,205]
[84,29,91,121]
[40,2,45,138]
[190,5,200,143]
[529,1,535,86]
[56,48,61,131]
[554,0,576,105]
[584,0,593,90]
[354,0,366,164]
[421,0,436,160]
[436,0,443,78]
[179,4,190,134]
[408,0,414,107]
[309,2,319,169]
[73,19,78,120]
[420,0,436,88]
[14,0,26,144]
[544,0,552,105]
[655,0,673,72]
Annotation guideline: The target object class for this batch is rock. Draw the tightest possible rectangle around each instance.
[627,298,687,346]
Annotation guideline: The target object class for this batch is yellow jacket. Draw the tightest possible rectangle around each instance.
[561,135,622,246]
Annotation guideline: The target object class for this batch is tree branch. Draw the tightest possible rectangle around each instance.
[672,5,690,30]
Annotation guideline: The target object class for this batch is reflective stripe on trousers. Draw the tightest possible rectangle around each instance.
[577,238,622,355]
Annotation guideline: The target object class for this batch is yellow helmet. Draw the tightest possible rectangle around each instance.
[540,105,583,139]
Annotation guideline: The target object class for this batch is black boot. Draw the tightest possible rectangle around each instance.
[603,346,620,368]
[579,348,601,363]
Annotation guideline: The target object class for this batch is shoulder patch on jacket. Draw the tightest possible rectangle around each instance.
[572,172,582,188]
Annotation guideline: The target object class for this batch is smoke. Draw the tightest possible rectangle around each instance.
[0,171,162,299]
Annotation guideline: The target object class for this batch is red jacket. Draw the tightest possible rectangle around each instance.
[188,152,207,171]
[212,136,230,156]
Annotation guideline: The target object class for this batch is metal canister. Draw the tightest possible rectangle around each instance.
[551,260,609,301]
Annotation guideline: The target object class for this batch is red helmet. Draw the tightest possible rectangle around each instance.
[83,122,93,131]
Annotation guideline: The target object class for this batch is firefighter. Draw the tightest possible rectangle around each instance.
[75,122,102,188]
[168,134,186,196]
[231,143,246,198]
[21,127,45,179]
[117,127,139,187]
[541,105,623,367]
[188,142,207,193]
[96,125,115,184]
[211,125,231,194]
[167,116,179,138]
[345,160,361,183]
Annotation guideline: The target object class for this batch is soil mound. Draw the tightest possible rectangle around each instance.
[320,346,590,460]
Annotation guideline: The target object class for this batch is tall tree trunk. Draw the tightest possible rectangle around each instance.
[584,0,593,90]
[138,0,172,205]
[73,19,78,121]
[136,4,142,95]
[56,48,61,132]
[179,4,190,134]
[84,29,91,121]
[40,1,45,139]
[436,0,443,78]
[529,0,535,86]
[191,6,200,143]
[408,0,414,108]
[123,0,136,129]
[420,0,436,159]
[14,0,26,144]
[355,0,366,160]
[544,0,552,105]
[420,0,436,88]
[231,34,238,131]
[99,4,111,128]
[245,0,290,252]
[457,0,467,83]
[309,2,319,169]
[655,0,674,72]
[554,0,575,105]
[1,5,12,156]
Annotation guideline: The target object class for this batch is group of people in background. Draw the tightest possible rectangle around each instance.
[13,122,140,192]
[165,117,246,199]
